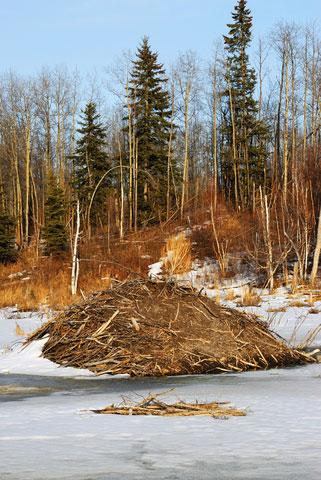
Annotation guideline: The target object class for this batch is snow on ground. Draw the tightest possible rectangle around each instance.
[0,309,101,377]
[223,293,321,350]
[148,260,163,279]
[0,308,45,348]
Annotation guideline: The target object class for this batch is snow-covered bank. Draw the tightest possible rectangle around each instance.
[0,309,100,377]
[226,294,321,350]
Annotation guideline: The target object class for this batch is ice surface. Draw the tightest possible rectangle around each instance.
[0,364,321,479]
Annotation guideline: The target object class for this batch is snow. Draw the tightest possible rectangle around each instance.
[0,338,100,377]
[0,309,100,377]
[148,260,163,279]
[0,308,44,348]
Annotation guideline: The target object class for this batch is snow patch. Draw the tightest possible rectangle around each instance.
[148,260,163,279]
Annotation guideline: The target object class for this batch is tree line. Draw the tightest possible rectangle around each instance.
[1,0,321,279]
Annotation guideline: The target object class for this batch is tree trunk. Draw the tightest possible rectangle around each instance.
[181,81,191,219]
[310,208,321,285]
[24,115,31,245]
[71,200,80,296]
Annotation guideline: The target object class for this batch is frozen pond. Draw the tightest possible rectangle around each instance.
[1,363,321,480]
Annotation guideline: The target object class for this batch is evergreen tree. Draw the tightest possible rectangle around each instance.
[43,173,68,255]
[0,212,17,264]
[128,36,173,222]
[73,102,109,224]
[223,0,269,207]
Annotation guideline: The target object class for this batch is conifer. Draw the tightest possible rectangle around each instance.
[73,102,109,224]
[223,0,269,206]
[129,37,172,221]
[43,173,68,255]
[0,212,17,264]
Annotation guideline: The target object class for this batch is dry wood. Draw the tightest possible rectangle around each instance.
[93,391,246,417]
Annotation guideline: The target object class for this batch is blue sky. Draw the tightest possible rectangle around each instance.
[2,0,320,75]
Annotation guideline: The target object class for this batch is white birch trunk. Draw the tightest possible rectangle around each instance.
[71,200,80,296]
[310,208,321,285]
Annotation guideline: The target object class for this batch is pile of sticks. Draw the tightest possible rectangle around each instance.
[93,391,246,417]
[26,279,314,376]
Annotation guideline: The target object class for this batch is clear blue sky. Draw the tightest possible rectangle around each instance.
[2,0,320,75]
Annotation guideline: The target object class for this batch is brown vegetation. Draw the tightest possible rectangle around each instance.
[0,252,112,310]
[224,289,237,302]
[237,287,262,307]
[288,300,310,308]
[267,306,287,313]
[2,189,321,311]
[0,223,173,310]
[161,233,192,275]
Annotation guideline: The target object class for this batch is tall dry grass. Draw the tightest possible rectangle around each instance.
[0,251,112,310]
[237,286,262,307]
[0,222,170,310]
[162,233,192,275]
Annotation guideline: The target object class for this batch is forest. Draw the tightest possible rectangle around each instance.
[1,0,321,308]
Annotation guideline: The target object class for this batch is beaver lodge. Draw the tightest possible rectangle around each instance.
[27,279,313,376]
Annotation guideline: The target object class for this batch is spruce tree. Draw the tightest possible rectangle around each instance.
[128,37,172,222]
[43,173,68,255]
[73,102,109,225]
[223,0,269,207]
[0,212,17,264]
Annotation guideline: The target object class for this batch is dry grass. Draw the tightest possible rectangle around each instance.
[0,254,112,311]
[297,325,321,350]
[308,293,321,302]
[267,306,287,313]
[0,221,171,310]
[162,233,192,276]
[288,300,309,308]
[15,323,26,336]
[237,287,262,307]
[225,289,236,301]
[1,272,75,310]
